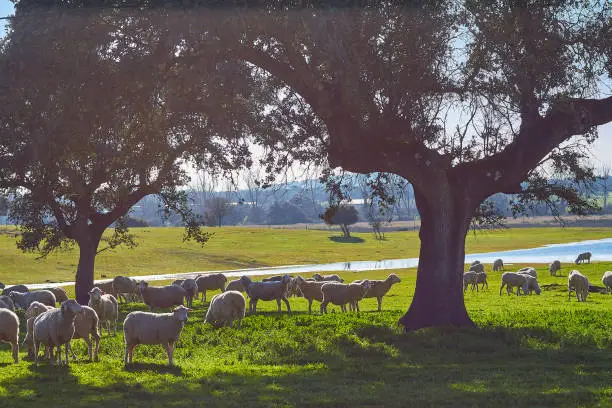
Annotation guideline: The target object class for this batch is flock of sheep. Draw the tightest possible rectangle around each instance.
[0,271,403,366]
[463,252,612,303]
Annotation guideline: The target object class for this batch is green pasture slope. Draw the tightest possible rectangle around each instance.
[0,227,611,407]
[0,226,611,284]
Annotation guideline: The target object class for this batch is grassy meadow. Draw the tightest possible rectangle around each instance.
[0,227,611,407]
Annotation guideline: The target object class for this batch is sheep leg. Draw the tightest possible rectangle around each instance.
[11,339,18,364]
[282,297,291,313]
[341,304,346,313]
[113,318,117,337]
[68,342,78,361]
[276,298,282,313]
[163,342,174,366]
[355,301,360,312]
[499,283,505,296]
[308,299,313,314]
[320,301,327,314]
[64,343,70,365]
[125,343,136,364]
[377,297,382,312]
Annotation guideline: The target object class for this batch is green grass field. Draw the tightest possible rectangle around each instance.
[1,226,612,285]
[0,227,611,407]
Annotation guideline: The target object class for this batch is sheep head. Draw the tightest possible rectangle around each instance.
[61,299,84,316]
[387,274,401,285]
[88,287,105,303]
[138,280,149,294]
[239,276,252,287]
[313,273,323,281]
[173,305,191,322]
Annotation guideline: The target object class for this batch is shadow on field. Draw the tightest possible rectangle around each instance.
[328,236,365,243]
[1,313,610,407]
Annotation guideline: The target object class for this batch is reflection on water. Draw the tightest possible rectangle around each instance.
[25,238,612,289]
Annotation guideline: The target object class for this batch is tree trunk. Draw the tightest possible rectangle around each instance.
[75,229,103,305]
[398,185,477,331]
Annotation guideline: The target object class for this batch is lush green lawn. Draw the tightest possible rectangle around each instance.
[1,226,612,285]
[0,262,611,407]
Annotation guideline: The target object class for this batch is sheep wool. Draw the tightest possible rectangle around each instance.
[320,280,371,313]
[240,275,292,314]
[0,308,19,363]
[602,271,612,294]
[195,274,227,302]
[88,287,119,336]
[354,274,401,311]
[138,281,186,311]
[204,291,246,328]
[568,270,589,302]
[9,290,56,309]
[33,299,83,366]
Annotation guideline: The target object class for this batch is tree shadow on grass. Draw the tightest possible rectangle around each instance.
[124,361,184,376]
[328,236,365,243]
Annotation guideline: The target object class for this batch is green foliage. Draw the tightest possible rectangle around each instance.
[321,204,359,238]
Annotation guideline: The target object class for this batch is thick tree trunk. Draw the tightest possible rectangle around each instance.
[398,185,477,331]
[75,230,103,305]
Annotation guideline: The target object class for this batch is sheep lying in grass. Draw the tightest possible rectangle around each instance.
[463,271,480,292]
[575,252,591,264]
[113,276,140,303]
[294,276,326,314]
[353,274,401,311]
[69,305,101,362]
[225,279,246,294]
[568,270,589,302]
[499,272,529,296]
[240,275,292,314]
[0,295,15,311]
[9,290,56,309]
[181,279,199,308]
[204,291,246,328]
[88,287,118,336]
[123,305,190,366]
[467,263,485,274]
[313,273,344,283]
[195,274,227,302]
[549,260,562,276]
[42,287,68,304]
[0,309,19,363]
[493,259,504,272]
[602,271,612,294]
[33,299,83,366]
[320,280,370,313]
[1,284,28,296]
[138,281,186,311]
[518,267,537,278]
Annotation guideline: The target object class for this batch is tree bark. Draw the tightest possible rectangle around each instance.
[74,229,103,305]
[398,184,477,331]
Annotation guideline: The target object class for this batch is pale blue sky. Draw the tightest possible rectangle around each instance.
[0,0,610,169]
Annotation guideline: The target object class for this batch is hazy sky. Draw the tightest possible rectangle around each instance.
[0,0,610,170]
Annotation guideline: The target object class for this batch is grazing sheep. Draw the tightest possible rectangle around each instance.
[240,275,292,314]
[204,291,246,328]
[1,284,28,296]
[225,279,246,294]
[602,271,612,294]
[33,299,83,366]
[113,276,140,303]
[42,287,69,303]
[181,278,199,308]
[493,259,504,272]
[139,281,186,311]
[522,275,541,295]
[320,280,371,313]
[123,305,190,366]
[88,287,118,336]
[354,273,401,311]
[313,273,344,283]
[476,272,488,290]
[518,267,537,279]
[499,272,529,296]
[171,279,185,286]
[0,295,15,311]
[470,260,481,266]
[468,263,485,274]
[294,276,326,314]
[463,271,480,292]
[9,290,56,309]
[69,305,101,362]
[568,270,589,302]
[195,274,227,302]
[549,260,562,276]
[575,252,592,264]
[0,309,19,363]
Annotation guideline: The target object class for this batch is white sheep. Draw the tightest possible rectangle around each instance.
[575,252,592,264]
[493,259,504,272]
[42,287,69,303]
[602,271,612,294]
[9,290,56,309]
[123,305,190,366]
[0,309,19,363]
[353,274,401,311]
[23,302,55,358]
[476,272,488,290]
[195,274,227,302]
[568,270,589,302]
[320,280,371,313]
[138,281,186,311]
[522,275,541,295]
[499,272,529,296]
[33,299,84,366]
[467,263,485,274]
[180,278,199,308]
[313,273,344,283]
[67,305,101,362]
[204,291,246,328]
[463,271,480,292]
[225,279,246,294]
[113,276,140,303]
[549,260,562,276]
[88,287,118,336]
[0,295,15,311]
[518,267,537,279]
[240,275,292,314]
[1,284,28,296]
[294,276,326,314]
